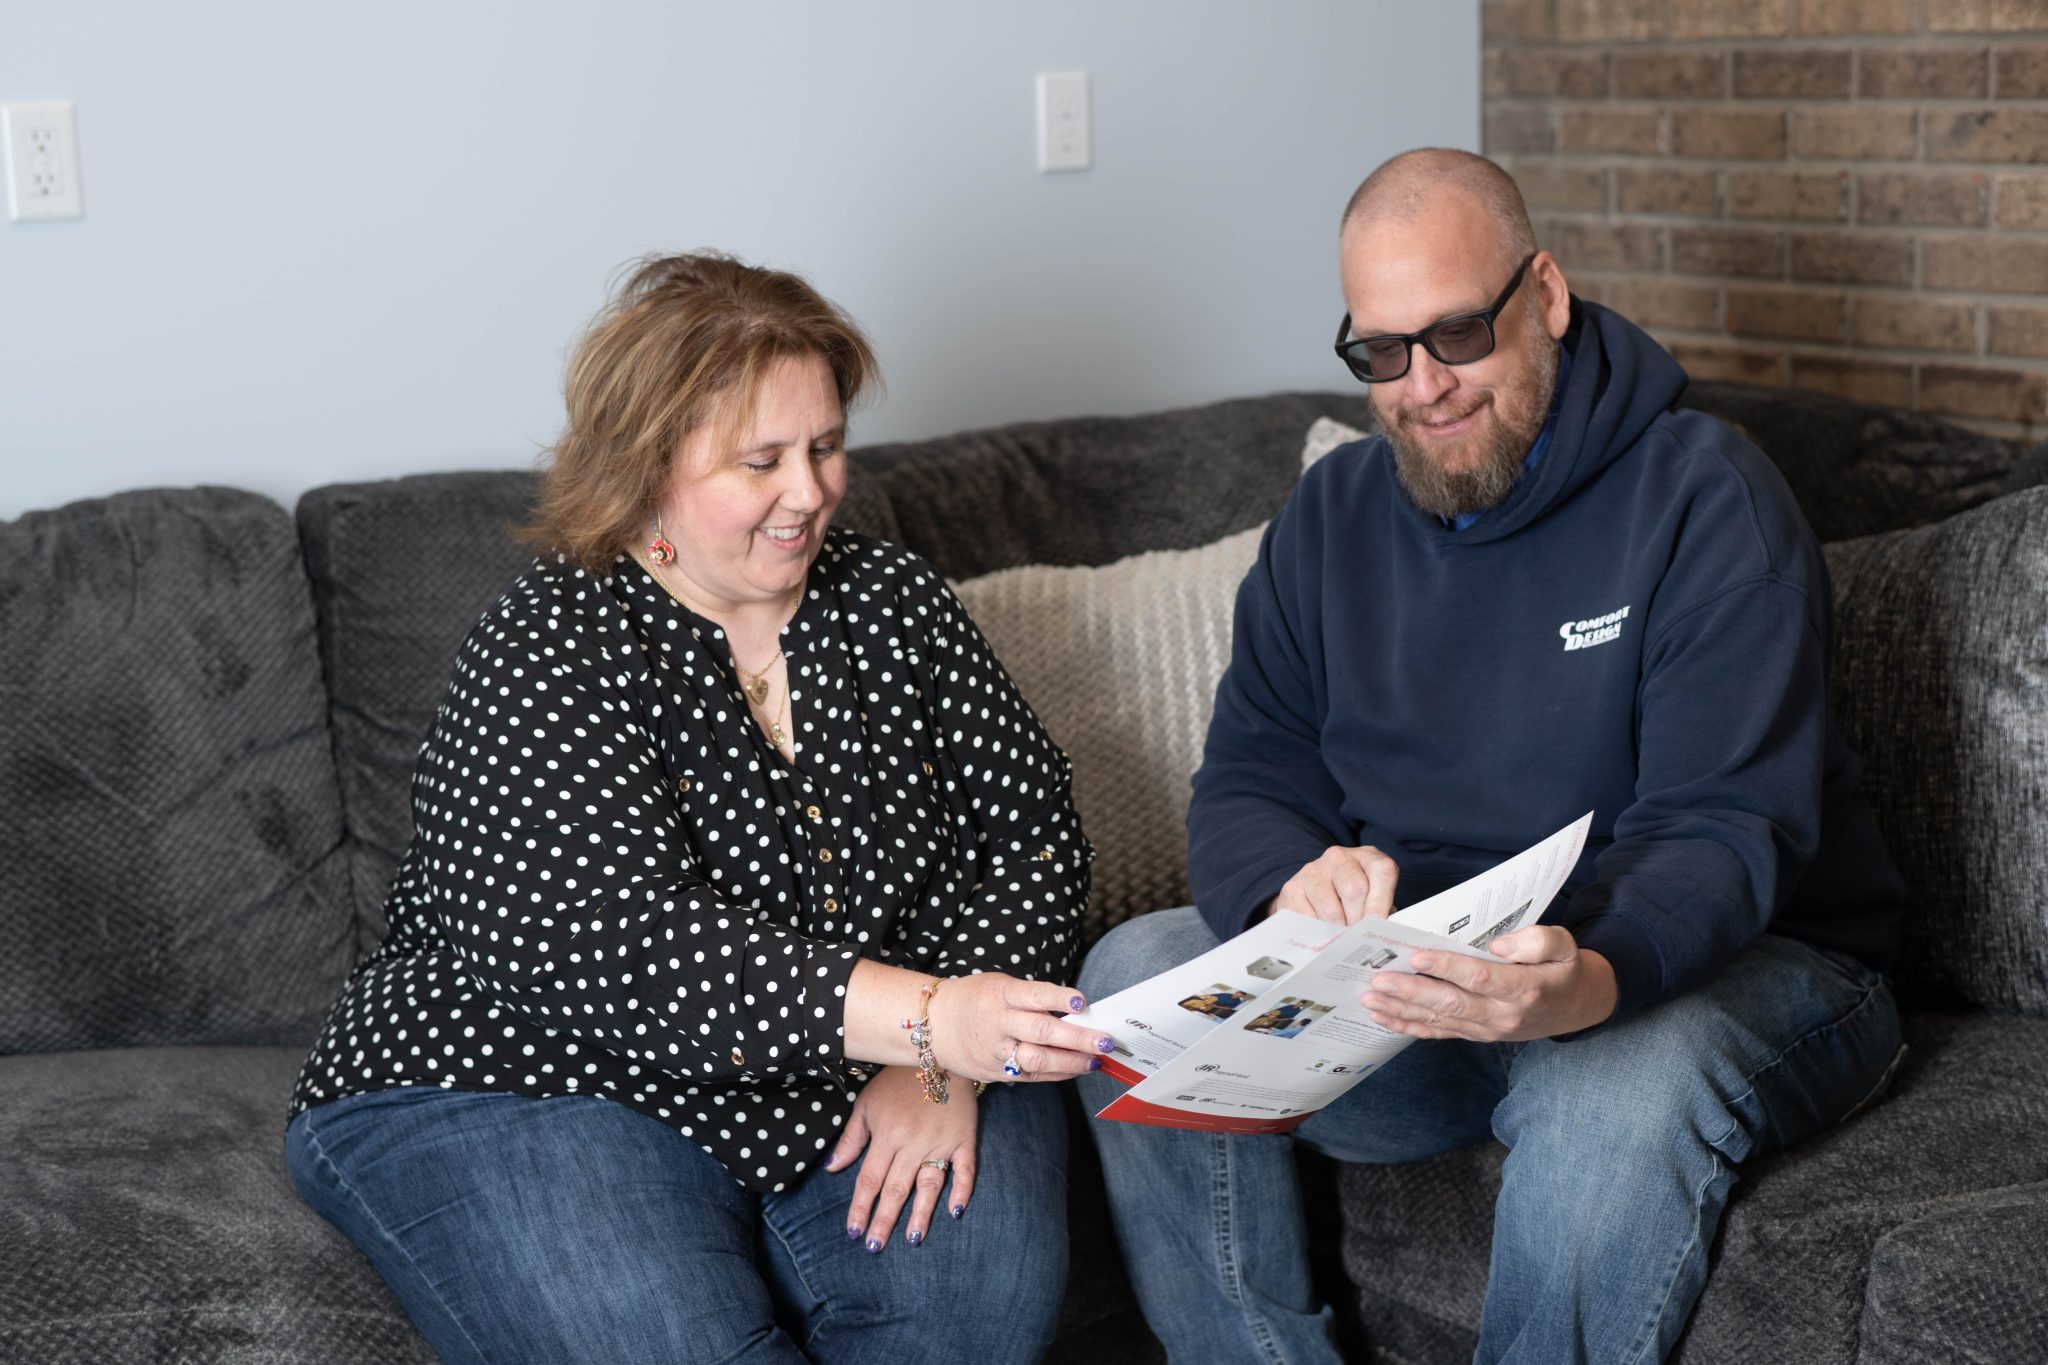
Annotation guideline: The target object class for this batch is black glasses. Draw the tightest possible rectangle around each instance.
[1333,253,1537,384]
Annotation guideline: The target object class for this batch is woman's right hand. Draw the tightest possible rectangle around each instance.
[925,973,1115,1083]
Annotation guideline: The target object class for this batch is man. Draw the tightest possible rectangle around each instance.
[1075,149,1905,1364]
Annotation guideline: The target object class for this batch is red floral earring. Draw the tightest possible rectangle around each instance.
[648,513,676,565]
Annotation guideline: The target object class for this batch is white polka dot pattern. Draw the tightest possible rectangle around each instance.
[289,529,1092,1192]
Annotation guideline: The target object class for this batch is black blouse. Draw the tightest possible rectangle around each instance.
[289,530,1091,1191]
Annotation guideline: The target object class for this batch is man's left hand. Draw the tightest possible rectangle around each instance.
[1364,928,1617,1043]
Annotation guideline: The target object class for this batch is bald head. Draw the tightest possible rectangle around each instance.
[1341,149,1537,273]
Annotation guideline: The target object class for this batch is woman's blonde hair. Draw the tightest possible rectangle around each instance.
[524,251,878,572]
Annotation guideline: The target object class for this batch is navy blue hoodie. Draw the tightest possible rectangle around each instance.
[1189,300,1902,1020]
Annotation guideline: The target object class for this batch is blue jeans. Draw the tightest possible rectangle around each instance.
[1076,907,1903,1365]
[286,1081,1068,1364]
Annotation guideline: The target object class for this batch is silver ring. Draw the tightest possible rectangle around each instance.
[920,1157,950,1173]
[1002,1049,1023,1077]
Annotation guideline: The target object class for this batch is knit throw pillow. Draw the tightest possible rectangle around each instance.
[952,418,1365,940]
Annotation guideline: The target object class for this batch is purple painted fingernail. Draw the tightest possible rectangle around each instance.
[866,1238,881,1254]
[846,1225,862,1241]
[1070,994,1086,1012]
[907,1229,923,1246]
[1095,1035,1115,1053]
[1088,1056,1104,1072]
[950,1204,964,1220]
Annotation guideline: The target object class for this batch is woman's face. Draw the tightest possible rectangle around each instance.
[655,352,847,616]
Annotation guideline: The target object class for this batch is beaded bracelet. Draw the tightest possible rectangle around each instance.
[904,978,951,1104]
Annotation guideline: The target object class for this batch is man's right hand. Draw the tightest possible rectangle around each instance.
[1269,845,1401,924]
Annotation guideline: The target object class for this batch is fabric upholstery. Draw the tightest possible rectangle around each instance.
[0,1045,434,1364]
[0,488,351,1054]
[1824,487,2048,1014]
[852,392,1375,580]
[1678,381,2032,543]
[1338,1013,2048,1365]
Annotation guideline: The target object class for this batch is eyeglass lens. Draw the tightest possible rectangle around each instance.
[1356,315,1495,382]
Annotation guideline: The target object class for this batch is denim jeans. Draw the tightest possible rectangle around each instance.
[1076,907,1903,1365]
[286,1080,1068,1364]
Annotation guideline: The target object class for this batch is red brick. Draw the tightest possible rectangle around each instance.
[1614,51,1728,98]
[1561,107,1666,154]
[1798,0,1914,33]
[1617,167,1722,215]
[1997,45,2048,98]
[1673,107,1789,159]
[1484,0,1554,42]
[1861,48,1992,99]
[1931,1,2048,35]
[1508,160,1611,213]
[1857,172,1991,227]
[1604,278,1724,330]
[1924,236,2048,292]
[1918,364,2048,423]
[1851,297,1980,351]
[1502,52,1612,98]
[1730,169,1851,220]
[1791,354,1915,404]
[1988,306,2048,357]
[1792,107,1919,159]
[1791,231,1915,284]
[1927,110,2048,164]
[1487,106,1556,156]
[1735,48,1853,97]
[1672,226,1790,277]
[1552,220,1666,272]
[1560,0,1666,41]
[1673,0,1792,39]
[1671,342,1790,385]
[1727,286,1849,341]
[1995,174,2048,227]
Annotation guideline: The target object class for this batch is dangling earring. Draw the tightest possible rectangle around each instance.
[648,513,676,565]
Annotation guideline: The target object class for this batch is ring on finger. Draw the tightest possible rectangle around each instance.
[919,1157,950,1173]
[1002,1047,1023,1077]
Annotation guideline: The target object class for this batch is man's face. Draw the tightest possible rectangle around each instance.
[1340,208,1567,520]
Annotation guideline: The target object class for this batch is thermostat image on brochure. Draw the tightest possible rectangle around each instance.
[1246,956,1294,980]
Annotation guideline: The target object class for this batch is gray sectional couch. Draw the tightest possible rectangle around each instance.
[3,382,2045,1363]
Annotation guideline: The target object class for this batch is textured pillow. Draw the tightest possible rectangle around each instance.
[0,488,353,1053]
[951,417,1367,939]
[1824,485,2048,1013]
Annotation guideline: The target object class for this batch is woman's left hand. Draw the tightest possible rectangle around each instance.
[824,1064,977,1253]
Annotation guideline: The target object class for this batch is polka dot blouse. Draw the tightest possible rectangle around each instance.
[289,529,1092,1192]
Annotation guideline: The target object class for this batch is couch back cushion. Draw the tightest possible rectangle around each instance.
[1825,486,2048,1013]
[0,489,352,1053]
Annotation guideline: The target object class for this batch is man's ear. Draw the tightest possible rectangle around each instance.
[1531,251,1572,341]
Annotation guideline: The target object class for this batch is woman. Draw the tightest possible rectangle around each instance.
[286,252,1108,1364]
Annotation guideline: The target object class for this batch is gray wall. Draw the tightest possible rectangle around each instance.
[0,1,1478,521]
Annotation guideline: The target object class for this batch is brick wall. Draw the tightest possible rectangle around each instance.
[1484,0,2048,434]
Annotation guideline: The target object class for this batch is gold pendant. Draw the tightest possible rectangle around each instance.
[770,721,787,748]
[745,678,770,705]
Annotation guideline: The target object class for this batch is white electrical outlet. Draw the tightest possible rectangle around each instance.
[1036,71,1090,172]
[5,101,84,221]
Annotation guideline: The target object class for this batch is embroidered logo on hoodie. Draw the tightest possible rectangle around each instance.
[1560,605,1631,651]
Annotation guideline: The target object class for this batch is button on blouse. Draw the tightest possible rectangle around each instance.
[288,530,1093,1192]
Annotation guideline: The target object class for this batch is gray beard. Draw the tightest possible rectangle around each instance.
[1387,344,1559,522]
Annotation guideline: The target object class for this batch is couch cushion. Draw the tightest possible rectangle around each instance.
[0,1045,434,1364]
[853,391,1376,580]
[1678,381,2030,542]
[1336,1011,2048,1365]
[0,488,352,1054]
[1857,1179,2048,1364]
[1824,486,2048,1013]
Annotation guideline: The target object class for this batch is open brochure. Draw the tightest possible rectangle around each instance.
[1066,812,1593,1133]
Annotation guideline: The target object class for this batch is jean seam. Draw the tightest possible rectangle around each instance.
[1621,1146,1728,1365]
[1211,1134,1289,1365]
[298,1105,498,1365]
[1704,972,1891,1155]
[760,1204,835,1351]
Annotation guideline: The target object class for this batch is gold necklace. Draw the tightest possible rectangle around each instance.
[736,647,781,706]
[644,555,801,745]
